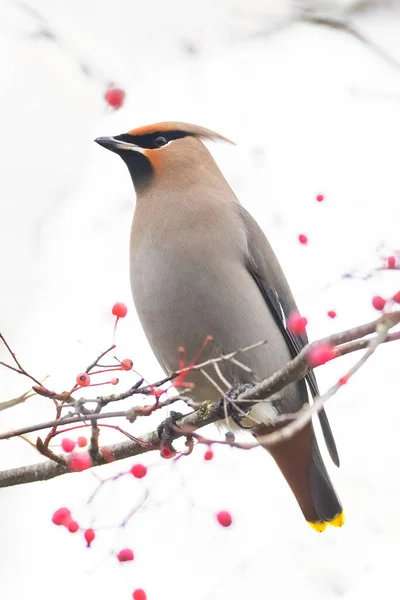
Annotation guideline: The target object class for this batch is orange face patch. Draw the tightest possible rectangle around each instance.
[143,148,165,172]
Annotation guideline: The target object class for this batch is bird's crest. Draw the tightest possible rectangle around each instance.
[127,122,234,145]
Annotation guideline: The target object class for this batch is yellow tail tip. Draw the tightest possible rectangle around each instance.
[330,511,345,528]
[308,511,345,532]
[308,521,327,532]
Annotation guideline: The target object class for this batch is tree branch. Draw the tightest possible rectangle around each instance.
[0,311,398,489]
[0,403,222,487]
[237,312,400,404]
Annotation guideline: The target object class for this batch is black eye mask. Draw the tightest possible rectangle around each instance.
[114,130,188,149]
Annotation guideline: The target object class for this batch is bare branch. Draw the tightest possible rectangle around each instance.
[0,404,222,487]
[299,13,400,75]
[85,344,116,374]
[335,329,400,357]
[238,312,400,404]
[0,411,131,440]
[0,333,42,386]
[0,312,398,488]
[251,320,391,448]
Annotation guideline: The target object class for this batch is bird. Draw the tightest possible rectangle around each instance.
[95,121,344,532]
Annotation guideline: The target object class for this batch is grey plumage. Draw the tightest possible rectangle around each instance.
[95,121,343,529]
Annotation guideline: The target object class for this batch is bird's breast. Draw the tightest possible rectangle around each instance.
[129,198,293,406]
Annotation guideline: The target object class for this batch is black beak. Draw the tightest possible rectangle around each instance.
[95,136,141,155]
[95,136,119,152]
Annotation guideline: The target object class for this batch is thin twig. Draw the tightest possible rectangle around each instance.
[0,312,399,488]
[300,13,400,75]
[1,313,399,442]
[0,333,42,386]
[335,329,400,356]
[251,321,390,448]
[85,345,116,374]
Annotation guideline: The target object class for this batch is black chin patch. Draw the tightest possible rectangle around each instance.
[115,130,188,149]
[119,151,154,193]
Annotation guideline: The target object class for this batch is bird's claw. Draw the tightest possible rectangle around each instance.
[219,382,255,429]
[157,410,184,451]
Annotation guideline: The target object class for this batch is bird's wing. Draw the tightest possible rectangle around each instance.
[233,203,339,467]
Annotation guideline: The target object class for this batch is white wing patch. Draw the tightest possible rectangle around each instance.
[272,288,288,330]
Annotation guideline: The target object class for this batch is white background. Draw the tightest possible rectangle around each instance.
[1,1,400,598]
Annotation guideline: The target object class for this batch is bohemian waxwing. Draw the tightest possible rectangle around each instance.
[95,122,344,531]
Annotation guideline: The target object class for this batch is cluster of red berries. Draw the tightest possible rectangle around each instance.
[52,442,231,600]
[51,510,136,557]
[60,437,93,471]
[372,291,400,311]
[61,438,76,452]
[61,436,87,452]
[52,507,95,543]
[74,303,133,388]
[51,507,145,597]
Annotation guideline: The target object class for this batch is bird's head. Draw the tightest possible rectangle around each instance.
[95,121,233,193]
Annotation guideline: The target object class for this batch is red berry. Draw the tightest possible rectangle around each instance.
[110,377,119,385]
[112,302,128,318]
[372,296,386,311]
[130,463,147,479]
[68,452,92,472]
[133,590,147,600]
[316,194,324,202]
[160,446,175,459]
[387,256,396,269]
[117,548,134,562]
[216,510,232,527]
[104,87,126,110]
[308,343,336,367]
[393,290,400,303]
[77,436,88,448]
[67,520,79,533]
[288,311,308,334]
[61,438,76,453]
[327,310,337,319]
[298,234,308,245]
[84,528,95,546]
[121,358,133,371]
[339,375,349,386]
[76,373,90,387]
[204,449,214,461]
[52,507,71,526]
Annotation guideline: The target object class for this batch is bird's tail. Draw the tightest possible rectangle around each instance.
[256,422,344,532]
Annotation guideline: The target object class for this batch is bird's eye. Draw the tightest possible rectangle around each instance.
[153,135,168,147]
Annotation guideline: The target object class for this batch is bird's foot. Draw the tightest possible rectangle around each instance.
[157,410,184,451]
[219,383,255,429]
